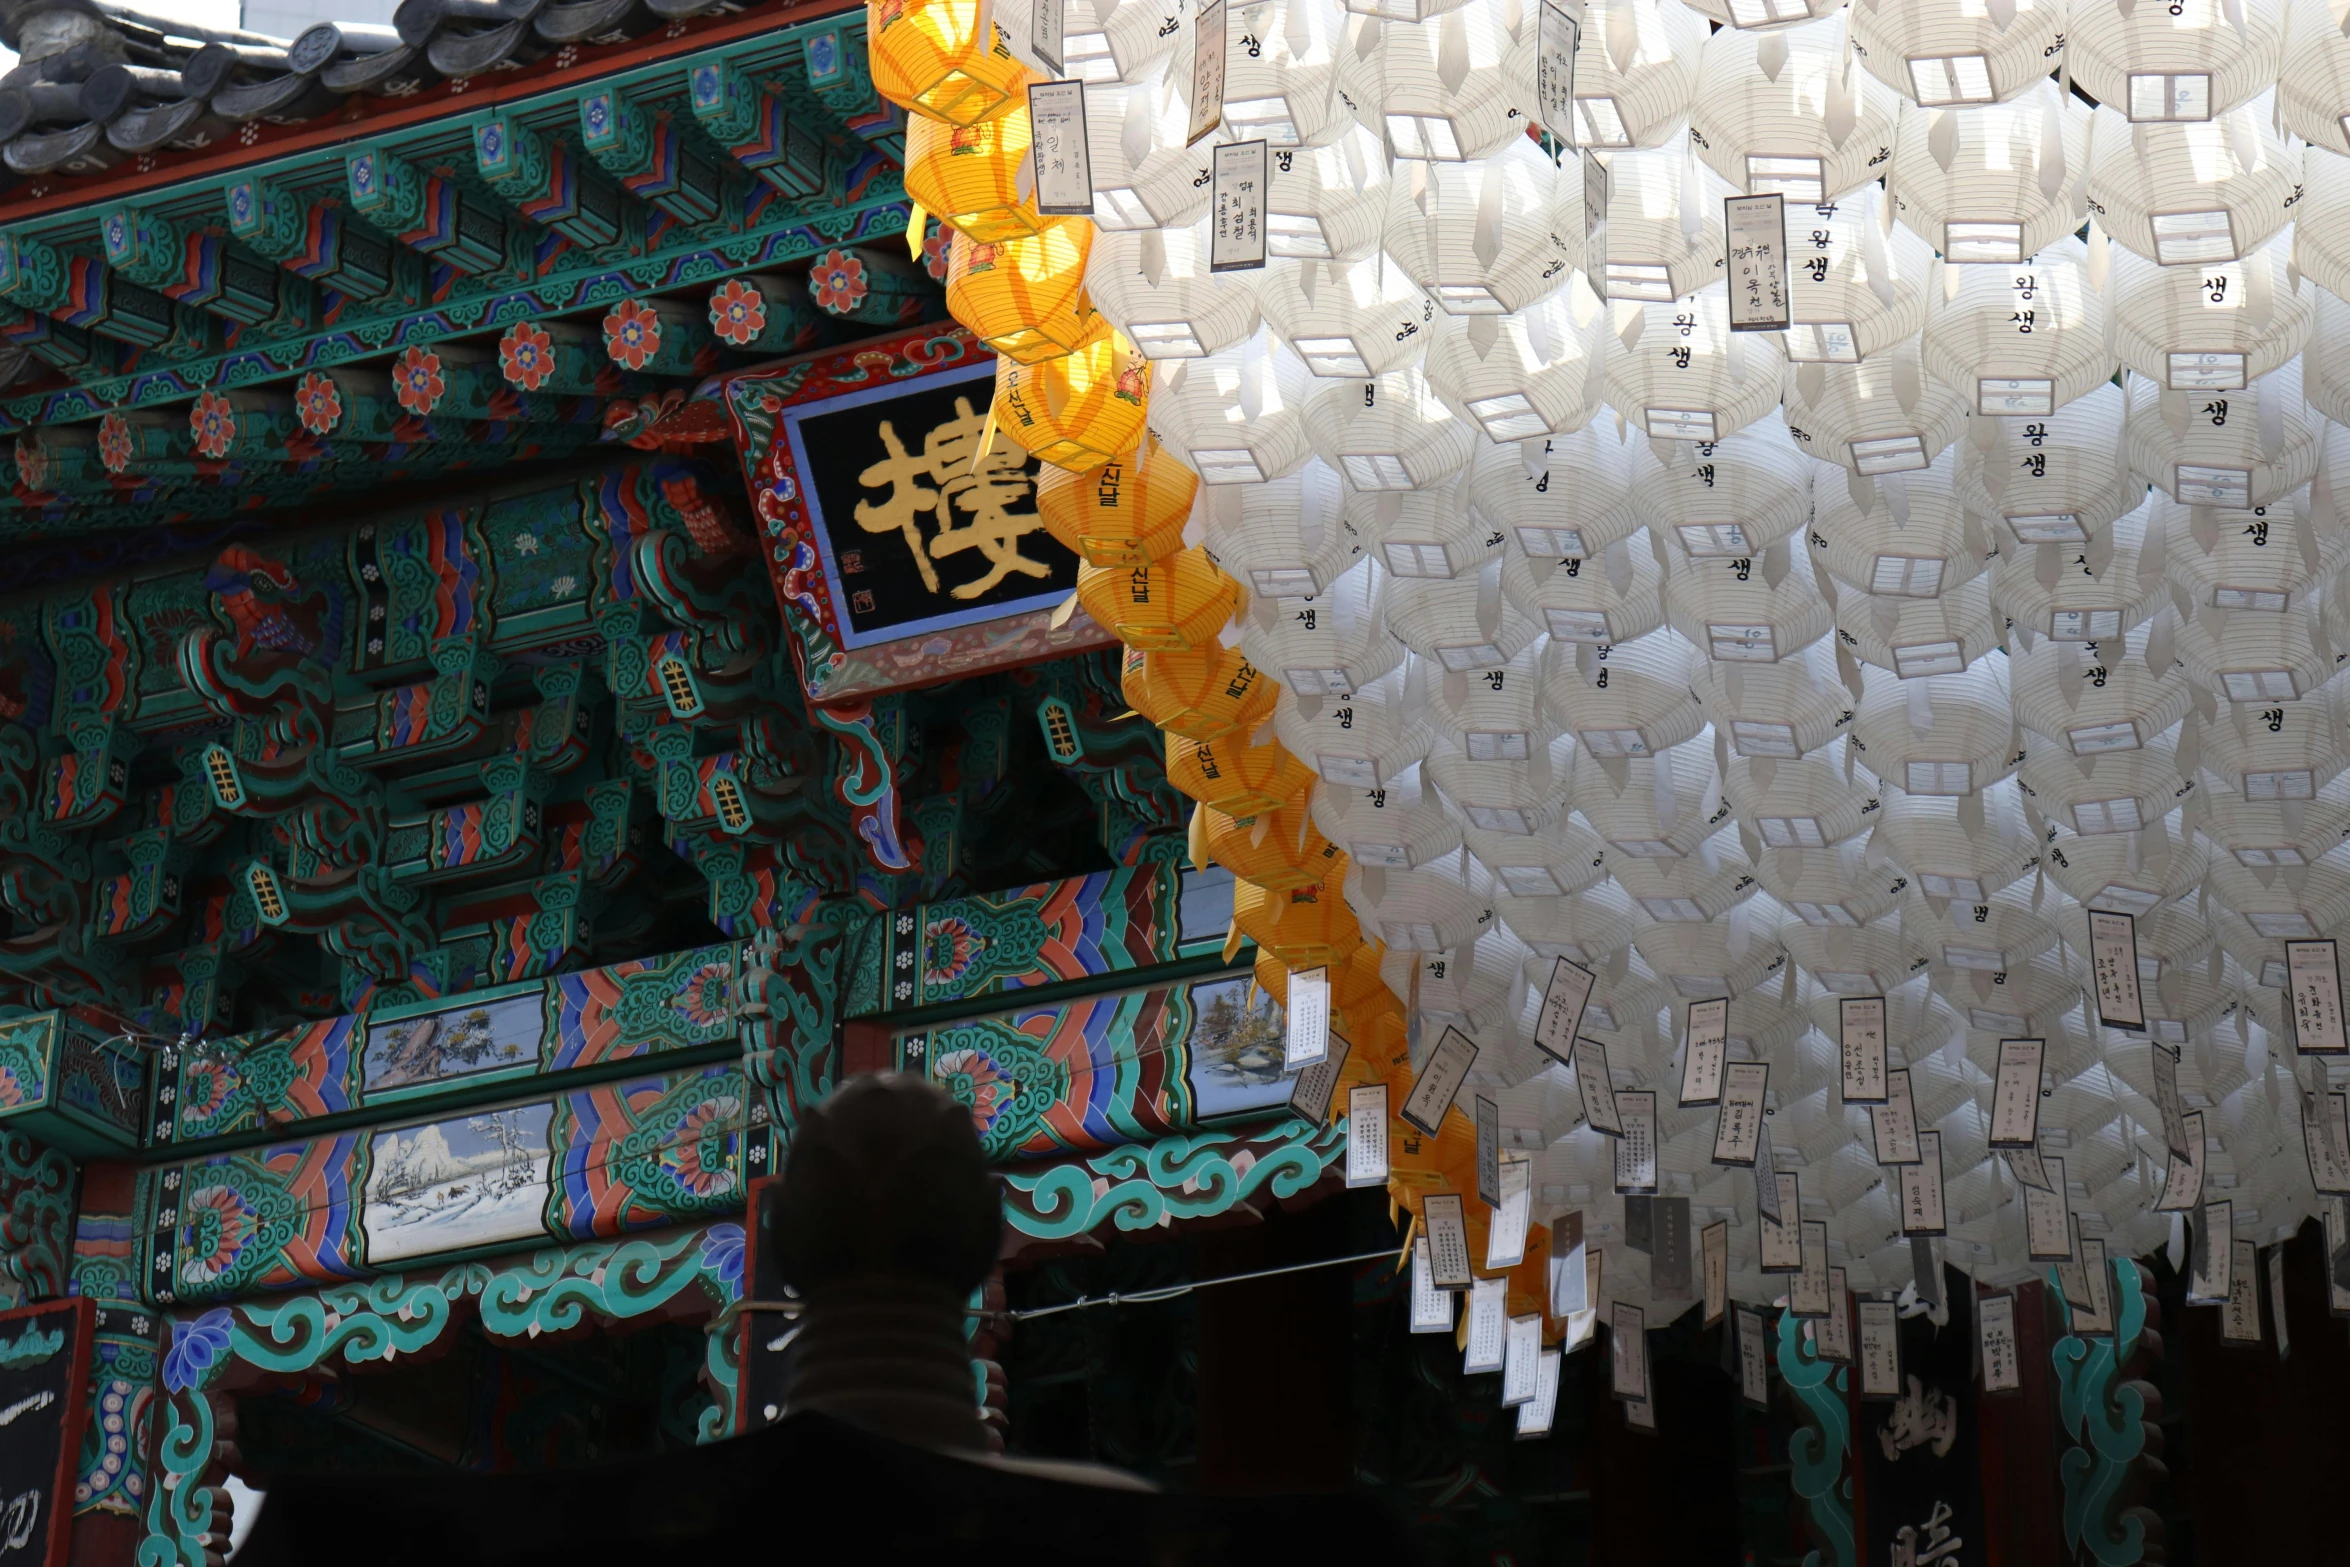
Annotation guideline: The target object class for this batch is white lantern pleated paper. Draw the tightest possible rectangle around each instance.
[1425,280,1612,443]
[2109,232,2310,394]
[1610,821,1762,921]
[2197,682,2350,801]
[1541,626,1708,758]
[1428,731,1580,835]
[1598,146,1733,303]
[1765,837,1910,926]
[1834,566,2000,679]
[1774,186,1931,363]
[1080,70,1215,231]
[2198,777,2350,876]
[1849,0,2063,106]
[1200,459,1359,597]
[1383,137,1582,316]
[2040,811,2208,921]
[1500,874,1642,963]
[1375,0,1538,163]
[1148,337,1315,485]
[1900,878,2064,981]
[2017,724,2189,838]
[1572,737,1725,862]
[2169,590,2337,707]
[2007,617,2194,762]
[1384,555,1548,673]
[1920,237,2116,419]
[2124,360,2319,511]
[1470,421,1646,561]
[1273,653,1436,789]
[2086,98,2296,268]
[1568,0,1706,149]
[1343,843,1499,951]
[1808,448,1987,600]
[1873,783,2042,903]
[1384,924,1532,1038]
[1215,0,1377,146]
[2154,446,2350,612]
[1688,16,1904,206]
[2217,895,2330,991]
[1722,742,1876,851]
[1689,637,1852,759]
[1309,757,1463,867]
[1783,907,1910,989]
[1782,347,1971,477]
[1354,490,1505,584]
[1632,415,1816,555]
[1260,253,1437,380]
[1955,380,2144,548]
[1660,533,1836,669]
[2127,962,2243,1045]
[1888,81,2088,267]
[1419,635,1561,756]
[1501,528,1669,647]
[1991,499,2167,646]
[1087,218,1265,362]
[1470,810,1613,899]
[994,0,1182,84]
[1631,897,1791,1001]
[1302,367,1477,490]
[2293,135,2350,301]
[1605,291,1784,443]
[1235,555,1404,696]
[2061,905,2216,998]
[2065,0,2283,124]
[1260,128,1394,262]
[1944,951,2080,1036]
[1677,0,1836,33]
[1848,654,2018,795]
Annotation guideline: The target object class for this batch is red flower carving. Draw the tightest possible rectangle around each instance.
[390,347,445,416]
[707,279,767,347]
[293,371,342,436]
[97,412,133,474]
[189,391,237,459]
[602,298,663,371]
[811,249,870,315]
[499,321,556,391]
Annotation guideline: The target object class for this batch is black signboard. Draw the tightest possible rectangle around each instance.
[0,1298,92,1567]
[1859,1267,1983,1567]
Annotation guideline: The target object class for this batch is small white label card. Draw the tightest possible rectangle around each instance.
[2188,1197,2233,1305]
[1502,1313,1545,1404]
[1624,1395,1657,1433]
[2221,1239,2262,1343]
[1488,1154,1533,1270]
[1464,1275,1509,1373]
[1025,81,1096,217]
[1736,1306,1770,1407]
[2005,1137,2053,1193]
[1475,1094,1502,1208]
[2156,1111,2205,1213]
[1611,1301,1650,1402]
[1681,998,1728,1106]
[2026,1155,2073,1260]
[1900,1129,1948,1236]
[2327,1196,2350,1317]
[1186,0,1226,146]
[1410,1236,1456,1333]
[1871,1070,1922,1165]
[1550,1210,1588,1317]
[2268,1245,2291,1358]
[1283,964,1330,1068]
[1402,1026,1479,1135]
[2288,939,2349,1055]
[2088,910,2146,1030]
[1753,1130,1781,1224]
[1654,1197,1694,1301]
[1990,1038,2046,1148]
[2054,1215,2091,1310]
[1534,957,1596,1065]
[1287,1029,1351,1123]
[2073,1237,2115,1336]
[1575,1036,1625,1137]
[1793,1220,1832,1318]
[1725,193,1791,332]
[1426,1192,1473,1290]
[1030,0,1065,72]
[1346,1083,1390,1188]
[1517,1347,1564,1439]
[1979,1292,2022,1394]
[1761,1173,1803,1272]
[1703,1220,1730,1327]
[1614,1091,1660,1195]
[1819,1268,1854,1362]
[1839,996,1890,1104]
[1209,138,1267,272]
[1858,1299,1902,1398]
[2302,1089,2350,1195]
[1533,0,1582,143]
[2152,1042,2189,1153]
[1714,1061,1770,1166]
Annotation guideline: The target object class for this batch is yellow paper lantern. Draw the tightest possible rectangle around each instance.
[993,327,1151,471]
[902,109,1062,244]
[944,226,1098,364]
[1037,437,1197,568]
[1074,547,1235,652]
[1164,731,1315,815]
[867,0,1032,125]
[1120,642,1278,740]
[1204,797,1343,892]
[1232,875,1363,970]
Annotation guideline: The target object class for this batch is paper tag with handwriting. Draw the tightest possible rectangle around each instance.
[1624,1395,1656,1432]
[1284,965,1330,1068]
[1575,1036,1624,1136]
[1464,1275,1508,1372]
[1736,1306,1770,1406]
[2152,1042,2188,1154]
[1186,0,1226,146]
[1761,1173,1803,1271]
[1819,1268,1854,1362]
[1288,1029,1351,1123]
[2303,1089,2350,1195]
[2054,1216,2091,1309]
[2222,1238,2262,1342]
[1533,0,1582,143]
[1615,1091,1659,1194]
[1550,1210,1587,1317]
[2189,1197,2233,1305]
[2327,1197,2350,1317]
[2267,1246,2291,1357]
[1517,1347,1563,1438]
[1681,998,1728,1105]
[2156,1111,2205,1213]
[1725,193,1791,332]
[1653,1197,1693,1301]
[1402,1026,1479,1135]
[1029,0,1065,72]
[2026,1155,2072,1259]
[1209,138,1268,272]
[1990,1038,2045,1147]
[1754,1130,1781,1222]
[2088,911,2146,1029]
[2288,939,2349,1055]
[1346,1083,1389,1187]
[1872,1070,1922,1165]
[1487,1154,1533,1269]
[1425,1192,1473,1289]
[1026,80,1095,217]
[1534,957,1596,1064]
[1858,1299,1902,1396]
[1900,1129,1947,1236]
[1410,1236,1456,1333]
[1611,1301,1650,1402]
[1839,996,1889,1103]
[1714,1061,1769,1165]
[1793,1220,1832,1317]
[1476,1094,1502,1208]
[2005,1138,2052,1193]
[1979,1293,2021,1393]
[2073,1237,2115,1335]
[1502,1314,1544,1404]
[1703,1220,1729,1327]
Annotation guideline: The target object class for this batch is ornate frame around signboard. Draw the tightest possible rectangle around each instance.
[717,323,1116,708]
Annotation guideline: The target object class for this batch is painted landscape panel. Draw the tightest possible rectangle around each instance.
[361,1103,554,1264]
[361,990,545,1095]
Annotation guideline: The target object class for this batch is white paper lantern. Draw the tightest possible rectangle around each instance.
[1808,447,1988,599]
[2065,0,2283,125]
[1419,635,1562,758]
[1888,80,2089,267]
[2085,98,2296,268]
[2169,587,2337,707]
[1782,346,1971,477]
[1376,0,1539,163]
[2153,441,2350,612]
[1429,732,1581,835]
[1303,366,1478,490]
[1598,145,1732,302]
[1262,127,1395,261]
[1237,554,1405,696]
[1310,756,1464,867]
[1472,418,1646,560]
[2035,808,2207,915]
[1344,844,1499,951]
[1150,336,1316,484]
[2008,614,2195,762]
[1384,555,1547,670]
[1833,566,2001,679]
[1955,379,2145,548]
[1574,736,1726,861]
[996,0,1184,84]
[1611,822,1764,920]
[1661,532,1836,668]
[2018,723,2190,838]
[2197,684,2350,802]
[1082,70,1216,231]
[1473,811,1614,899]
[1502,876,1644,964]
[1261,251,1438,380]
[1991,497,2167,646]
[1384,137,1583,316]
[1850,0,2064,107]
[1425,277,1612,442]
[2123,359,2319,511]
[1632,413,1816,554]
[1541,626,1708,758]
[1569,0,1707,149]
[1722,742,1874,849]
[2109,231,2310,395]
[1605,290,1785,443]
[1217,0,1378,146]
[2291,142,2350,303]
[1354,489,1507,583]
[1920,236,2115,420]
[1766,840,1910,928]
[1688,16,1904,205]
[1200,458,1360,597]
[1502,527,1669,647]
[1848,654,2018,794]
[1274,654,1439,790]
[1631,899,1791,1000]
[1873,781,2041,902]
[1689,636,1853,759]
[1087,217,1266,362]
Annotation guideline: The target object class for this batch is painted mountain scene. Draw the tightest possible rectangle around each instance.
[362,1104,554,1264]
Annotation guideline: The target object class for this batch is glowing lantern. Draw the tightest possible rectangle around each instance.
[943,225,1098,364]
[867,0,1034,125]
[1232,875,1364,969]
[1204,798,1344,892]
[993,326,1151,470]
[1036,436,1196,568]
[1121,642,1280,740]
[1074,546,1236,651]
[1167,730,1317,814]
[902,108,1062,244]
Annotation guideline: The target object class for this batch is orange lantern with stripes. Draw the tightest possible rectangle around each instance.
[944,226,1099,364]
[1231,875,1362,969]
[1165,731,1315,815]
[867,0,1032,126]
[993,326,1151,472]
[903,110,1061,245]
[1038,438,1197,568]
[1121,643,1277,741]
[1074,547,1235,652]
[1204,798,1341,892]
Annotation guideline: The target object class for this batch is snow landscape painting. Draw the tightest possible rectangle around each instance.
[362,1103,555,1265]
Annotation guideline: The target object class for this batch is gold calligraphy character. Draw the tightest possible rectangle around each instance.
[853,396,1049,600]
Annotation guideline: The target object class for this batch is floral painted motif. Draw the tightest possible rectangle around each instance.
[162,1308,233,1393]
[671,960,733,1030]
[698,1223,745,1296]
[499,320,556,391]
[603,298,664,370]
[188,391,237,459]
[390,346,445,416]
[0,1064,25,1110]
[293,371,342,436]
[933,1048,1017,1139]
[1114,362,1148,405]
[96,413,133,474]
[921,220,951,281]
[708,279,768,347]
[179,1057,236,1123]
[177,1187,256,1286]
[922,917,986,989]
[12,437,45,492]
[810,249,869,315]
[660,1098,741,1198]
